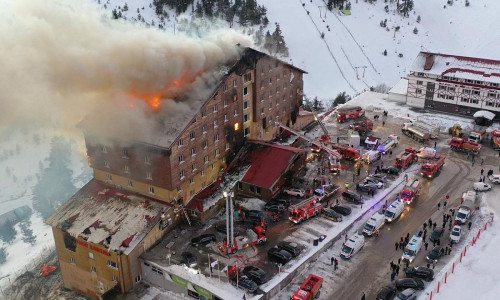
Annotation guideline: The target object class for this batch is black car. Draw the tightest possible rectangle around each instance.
[245,210,265,222]
[395,278,425,290]
[341,191,363,204]
[376,285,396,300]
[331,205,352,216]
[356,183,378,194]
[426,246,445,263]
[231,276,258,293]
[268,246,292,264]
[272,198,291,206]
[429,228,444,242]
[243,266,268,285]
[191,234,216,247]
[381,166,401,175]
[321,208,343,222]
[405,266,434,281]
[263,203,286,213]
[364,177,385,188]
[277,241,301,257]
[181,252,197,268]
[215,224,241,236]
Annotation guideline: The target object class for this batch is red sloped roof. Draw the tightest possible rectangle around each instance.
[242,143,305,189]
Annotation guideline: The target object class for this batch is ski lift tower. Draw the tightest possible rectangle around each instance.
[223,191,234,248]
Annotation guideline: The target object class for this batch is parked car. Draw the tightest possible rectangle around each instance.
[268,246,292,264]
[395,288,417,300]
[376,285,396,300]
[404,266,434,281]
[272,198,291,206]
[364,177,384,188]
[450,226,462,243]
[341,191,363,204]
[473,182,492,191]
[321,208,343,222]
[426,246,445,263]
[429,228,444,242]
[245,210,265,222]
[368,173,387,182]
[191,234,216,247]
[277,241,301,257]
[284,188,305,197]
[489,174,500,184]
[395,278,425,290]
[181,252,197,268]
[264,203,286,213]
[215,224,241,236]
[381,166,401,175]
[331,205,352,216]
[243,266,268,285]
[231,276,258,293]
[356,182,378,194]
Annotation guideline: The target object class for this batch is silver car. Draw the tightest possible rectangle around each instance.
[395,288,417,300]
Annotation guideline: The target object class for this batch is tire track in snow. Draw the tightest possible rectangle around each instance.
[297,0,359,94]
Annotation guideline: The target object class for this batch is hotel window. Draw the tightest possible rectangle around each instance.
[260,80,264,89]
[189,178,194,185]
[190,132,195,140]
[135,275,142,283]
[244,73,252,83]
[124,165,130,174]
[112,275,118,283]
[233,79,237,87]
[202,125,207,134]
[486,101,495,107]
[234,109,238,116]
[201,170,206,177]
[70,258,76,265]
[91,266,96,273]
[260,108,264,115]
[243,87,248,96]
[276,86,280,94]
[89,252,95,260]
[100,145,107,153]
[122,149,129,159]
[149,187,155,194]
[107,260,118,269]
[446,95,454,100]
[269,90,272,98]
[203,140,208,149]
[276,74,280,81]
[146,172,152,180]
[244,114,249,123]
[144,155,151,164]
[106,174,112,181]
[104,161,109,168]
[224,98,228,107]
[223,84,228,91]
[178,139,183,147]
[224,114,229,122]
[180,171,185,180]
[214,119,218,127]
[202,110,207,118]
[127,180,133,187]
[225,143,230,150]
[191,148,196,156]
[417,80,423,85]
[212,163,215,170]
[178,155,184,164]
[192,164,197,172]
[244,127,250,137]
[244,101,249,109]
[215,149,220,157]
[213,104,218,112]
[177,186,182,192]
[269,77,272,85]
[204,156,209,164]
[214,134,219,142]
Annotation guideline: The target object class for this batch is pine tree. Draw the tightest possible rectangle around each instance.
[33,136,77,220]
[20,220,36,246]
[398,0,414,17]
[263,30,274,54]
[0,247,7,264]
[195,2,203,18]
[0,220,17,244]
[333,92,350,106]
[272,23,289,57]
[327,0,334,11]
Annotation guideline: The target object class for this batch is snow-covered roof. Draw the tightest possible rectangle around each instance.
[473,110,495,120]
[46,180,171,255]
[411,52,500,84]
[389,78,408,95]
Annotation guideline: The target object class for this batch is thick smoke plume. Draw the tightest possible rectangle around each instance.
[0,0,253,142]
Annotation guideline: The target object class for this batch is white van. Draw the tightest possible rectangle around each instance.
[363,212,385,236]
[384,199,405,223]
[402,235,423,263]
[340,232,365,259]
[362,150,381,164]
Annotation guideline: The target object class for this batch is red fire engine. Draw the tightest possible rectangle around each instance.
[218,225,267,255]
[400,179,421,204]
[394,148,418,169]
[291,274,324,300]
[288,196,323,224]
[420,154,445,178]
[331,144,361,161]
[336,106,364,123]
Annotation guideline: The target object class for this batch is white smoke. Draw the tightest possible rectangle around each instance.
[0,0,253,139]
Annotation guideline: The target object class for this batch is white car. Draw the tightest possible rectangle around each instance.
[489,174,500,184]
[450,226,461,243]
[473,182,491,192]
[284,188,305,197]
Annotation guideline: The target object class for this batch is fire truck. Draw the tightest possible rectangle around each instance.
[289,196,323,224]
[291,274,323,300]
[449,137,481,155]
[331,144,361,161]
[394,148,418,169]
[420,154,445,178]
[400,179,421,204]
[336,106,364,123]
[218,225,267,255]
[349,118,373,134]
[492,130,500,151]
